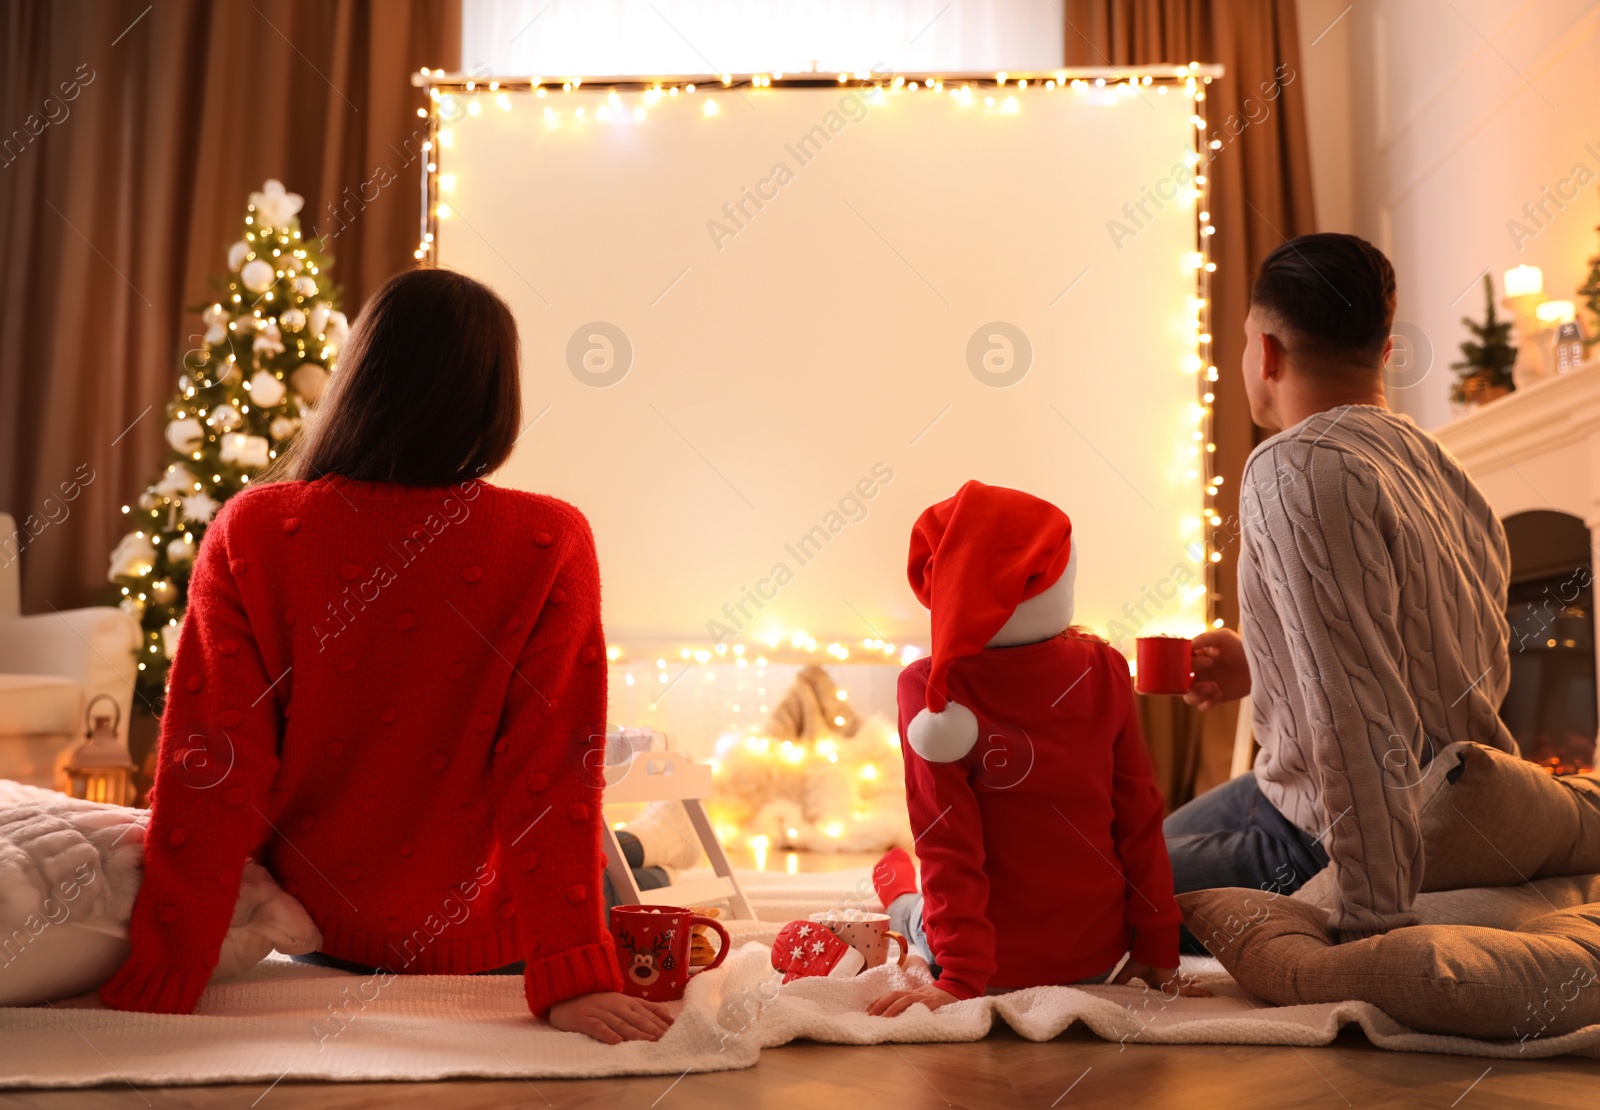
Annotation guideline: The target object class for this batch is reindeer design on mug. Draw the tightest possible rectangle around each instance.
[609,904,732,1002]
[618,928,677,990]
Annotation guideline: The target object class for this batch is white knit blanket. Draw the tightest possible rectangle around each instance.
[6,865,1600,1087]
[6,944,1600,1087]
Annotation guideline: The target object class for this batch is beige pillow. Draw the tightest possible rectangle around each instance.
[1417,743,1600,891]
[1295,871,1600,932]
[1182,886,1600,1041]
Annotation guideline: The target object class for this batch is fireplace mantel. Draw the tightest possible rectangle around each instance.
[1434,360,1600,750]
[1433,360,1600,531]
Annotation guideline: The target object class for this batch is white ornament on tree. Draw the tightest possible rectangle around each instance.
[202,303,230,345]
[107,532,158,580]
[167,536,196,563]
[155,465,197,495]
[289,363,329,403]
[241,259,276,294]
[280,307,306,329]
[181,491,220,523]
[227,241,250,271]
[295,276,318,298]
[308,302,331,336]
[269,415,299,439]
[165,417,204,453]
[253,322,285,358]
[212,404,243,431]
[324,311,350,356]
[161,619,183,659]
[220,433,270,468]
[250,369,286,406]
[250,179,304,229]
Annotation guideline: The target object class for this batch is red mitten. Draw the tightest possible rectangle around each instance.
[771,921,866,983]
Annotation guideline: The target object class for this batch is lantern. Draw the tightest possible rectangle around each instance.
[65,694,136,806]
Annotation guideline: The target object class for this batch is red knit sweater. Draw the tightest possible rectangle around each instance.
[899,632,1181,1000]
[98,475,622,1016]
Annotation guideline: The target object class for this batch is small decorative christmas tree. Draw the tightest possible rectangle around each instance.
[1451,273,1516,405]
[108,180,348,710]
[1580,216,1600,350]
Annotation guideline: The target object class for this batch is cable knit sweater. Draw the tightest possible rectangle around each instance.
[1239,405,1516,941]
[99,475,622,1016]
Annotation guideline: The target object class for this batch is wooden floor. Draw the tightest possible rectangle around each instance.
[2,1027,1597,1108]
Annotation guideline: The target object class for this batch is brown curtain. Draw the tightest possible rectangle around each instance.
[0,0,459,616]
[1066,0,1317,803]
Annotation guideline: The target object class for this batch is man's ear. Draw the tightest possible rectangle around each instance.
[1259,330,1286,382]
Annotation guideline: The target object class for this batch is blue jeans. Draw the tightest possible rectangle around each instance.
[1164,772,1329,951]
[886,894,1114,991]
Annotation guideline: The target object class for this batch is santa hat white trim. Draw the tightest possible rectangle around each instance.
[826,947,866,978]
[907,701,980,763]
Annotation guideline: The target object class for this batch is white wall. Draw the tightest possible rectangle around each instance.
[462,0,1065,78]
[1296,0,1600,430]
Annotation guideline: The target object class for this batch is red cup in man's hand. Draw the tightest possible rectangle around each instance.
[1135,636,1193,696]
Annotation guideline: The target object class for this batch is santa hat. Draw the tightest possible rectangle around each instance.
[770,921,866,983]
[906,480,1074,763]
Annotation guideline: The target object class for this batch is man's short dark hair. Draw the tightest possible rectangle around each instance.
[1250,233,1396,366]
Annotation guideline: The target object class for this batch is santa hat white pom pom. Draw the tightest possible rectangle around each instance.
[907,701,980,763]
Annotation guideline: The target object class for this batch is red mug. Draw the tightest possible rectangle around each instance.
[1135,636,1193,696]
[609,904,730,1002]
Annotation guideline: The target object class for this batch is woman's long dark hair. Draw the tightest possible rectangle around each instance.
[289,268,521,485]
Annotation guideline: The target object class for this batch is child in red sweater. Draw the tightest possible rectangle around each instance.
[868,481,1190,1016]
[99,269,670,1045]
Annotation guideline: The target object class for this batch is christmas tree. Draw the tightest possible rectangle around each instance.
[108,179,348,710]
[1450,273,1516,405]
[1581,215,1600,349]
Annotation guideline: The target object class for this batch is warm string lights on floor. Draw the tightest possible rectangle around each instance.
[413,63,1222,651]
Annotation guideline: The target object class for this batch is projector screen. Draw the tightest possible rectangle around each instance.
[430,72,1212,654]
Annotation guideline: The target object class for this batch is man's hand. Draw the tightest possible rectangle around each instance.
[1112,961,1212,997]
[1184,628,1250,711]
[867,984,960,1017]
[548,991,675,1044]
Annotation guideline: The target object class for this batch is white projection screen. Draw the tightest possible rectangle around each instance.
[428,70,1215,655]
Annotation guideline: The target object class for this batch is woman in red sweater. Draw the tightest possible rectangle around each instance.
[867,482,1192,1016]
[99,269,671,1045]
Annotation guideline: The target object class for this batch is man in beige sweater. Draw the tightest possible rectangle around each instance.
[1166,233,1517,943]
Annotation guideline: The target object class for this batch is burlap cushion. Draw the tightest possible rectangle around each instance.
[1417,743,1600,890]
[1295,870,1600,931]
[1183,886,1600,1040]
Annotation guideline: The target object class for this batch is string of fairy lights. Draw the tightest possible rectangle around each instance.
[410,64,1223,667]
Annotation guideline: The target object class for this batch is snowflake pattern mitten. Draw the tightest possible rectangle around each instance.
[770,920,867,983]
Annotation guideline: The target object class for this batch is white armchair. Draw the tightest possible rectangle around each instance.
[0,513,141,789]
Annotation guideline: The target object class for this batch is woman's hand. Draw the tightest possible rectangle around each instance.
[548,991,675,1044]
[1112,961,1211,998]
[867,984,960,1017]
[1184,628,1251,711]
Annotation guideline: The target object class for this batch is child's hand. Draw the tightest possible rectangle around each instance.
[1112,961,1212,998]
[867,984,960,1017]
[1185,628,1250,711]
[548,991,675,1043]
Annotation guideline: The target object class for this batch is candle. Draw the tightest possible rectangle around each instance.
[1504,265,1543,298]
[1536,300,1575,325]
